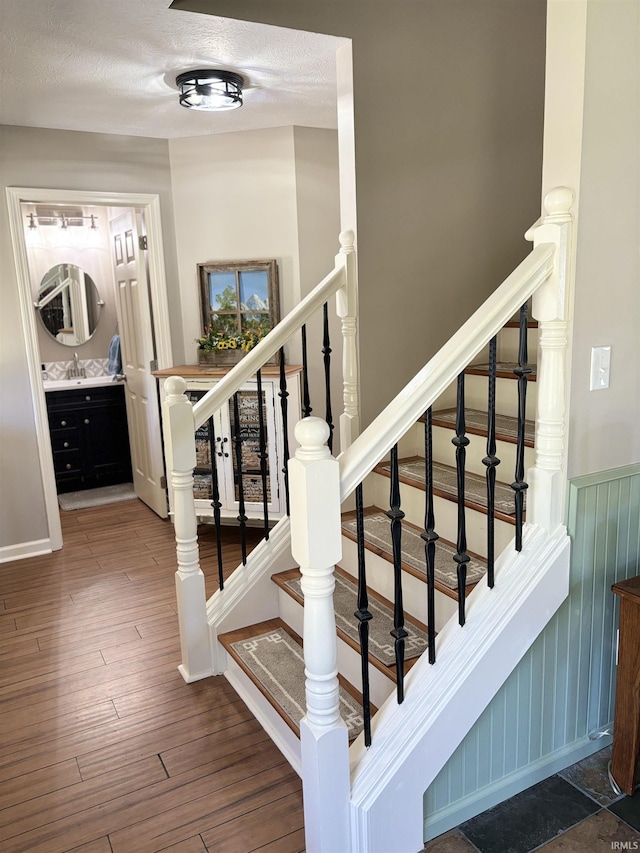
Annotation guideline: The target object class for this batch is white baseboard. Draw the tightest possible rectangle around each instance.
[423,731,613,841]
[0,538,52,564]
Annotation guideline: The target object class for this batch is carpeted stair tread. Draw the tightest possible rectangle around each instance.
[465,362,537,380]
[273,567,429,675]
[219,618,367,741]
[375,457,522,523]
[430,407,534,447]
[341,509,486,595]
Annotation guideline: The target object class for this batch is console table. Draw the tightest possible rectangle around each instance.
[611,574,640,795]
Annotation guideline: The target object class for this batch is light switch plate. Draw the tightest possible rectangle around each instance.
[590,346,611,390]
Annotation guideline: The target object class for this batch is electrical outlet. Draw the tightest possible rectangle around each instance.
[590,346,611,390]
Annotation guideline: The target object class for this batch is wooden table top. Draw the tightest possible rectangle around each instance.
[612,575,640,603]
[152,363,302,378]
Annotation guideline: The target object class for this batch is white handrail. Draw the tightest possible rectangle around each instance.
[192,250,348,430]
[338,242,556,500]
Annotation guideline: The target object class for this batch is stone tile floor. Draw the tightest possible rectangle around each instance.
[424,745,640,853]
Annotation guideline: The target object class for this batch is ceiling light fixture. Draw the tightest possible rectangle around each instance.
[176,69,244,111]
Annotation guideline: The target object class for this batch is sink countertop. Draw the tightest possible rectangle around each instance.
[44,376,124,391]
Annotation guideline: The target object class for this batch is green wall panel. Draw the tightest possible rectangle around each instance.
[423,463,640,840]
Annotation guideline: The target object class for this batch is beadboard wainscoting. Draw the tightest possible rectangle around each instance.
[423,463,640,842]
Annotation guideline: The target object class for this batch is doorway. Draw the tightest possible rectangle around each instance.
[6,187,173,551]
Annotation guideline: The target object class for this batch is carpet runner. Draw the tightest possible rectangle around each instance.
[223,620,366,741]
[341,510,486,590]
[377,458,521,517]
[279,570,429,667]
[431,407,535,446]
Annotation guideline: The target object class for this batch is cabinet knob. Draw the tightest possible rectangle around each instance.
[66,464,72,470]
[84,418,90,425]
[63,442,69,449]
[60,420,67,427]
[85,395,91,401]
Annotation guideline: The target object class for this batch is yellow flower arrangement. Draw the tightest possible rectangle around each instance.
[197,325,269,355]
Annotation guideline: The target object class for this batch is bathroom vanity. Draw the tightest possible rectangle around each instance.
[45,379,132,493]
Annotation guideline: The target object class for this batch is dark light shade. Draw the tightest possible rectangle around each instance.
[176,69,244,111]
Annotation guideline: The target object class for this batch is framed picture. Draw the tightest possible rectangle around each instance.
[197,259,280,359]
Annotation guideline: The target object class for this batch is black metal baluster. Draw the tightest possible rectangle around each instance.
[482,336,500,588]
[354,483,372,747]
[386,444,408,702]
[322,302,334,453]
[278,347,290,516]
[207,415,225,591]
[420,407,439,664]
[232,392,248,565]
[256,369,270,541]
[511,303,531,551]
[301,323,313,418]
[452,373,471,626]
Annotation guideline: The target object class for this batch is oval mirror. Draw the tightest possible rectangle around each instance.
[37,263,103,346]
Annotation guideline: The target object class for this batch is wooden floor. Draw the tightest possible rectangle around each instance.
[0,499,305,853]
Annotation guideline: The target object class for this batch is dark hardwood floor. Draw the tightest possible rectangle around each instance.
[0,499,305,853]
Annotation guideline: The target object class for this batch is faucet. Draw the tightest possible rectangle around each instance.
[67,351,86,379]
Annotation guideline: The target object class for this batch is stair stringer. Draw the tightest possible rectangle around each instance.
[348,523,571,853]
[206,516,295,674]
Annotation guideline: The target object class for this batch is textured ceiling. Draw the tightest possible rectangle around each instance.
[0,0,343,139]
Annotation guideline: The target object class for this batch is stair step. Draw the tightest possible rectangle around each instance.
[465,362,537,380]
[218,618,368,742]
[429,407,534,447]
[374,456,523,525]
[341,508,487,599]
[273,567,430,679]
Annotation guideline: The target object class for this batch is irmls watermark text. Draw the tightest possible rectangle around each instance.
[611,843,639,850]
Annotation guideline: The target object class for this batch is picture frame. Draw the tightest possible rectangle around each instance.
[197,259,280,364]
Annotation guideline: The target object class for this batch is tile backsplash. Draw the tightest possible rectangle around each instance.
[43,358,110,381]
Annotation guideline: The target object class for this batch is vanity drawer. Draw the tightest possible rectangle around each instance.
[48,411,81,431]
[50,431,79,453]
[52,449,82,477]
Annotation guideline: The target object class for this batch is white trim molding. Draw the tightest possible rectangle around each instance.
[0,538,53,564]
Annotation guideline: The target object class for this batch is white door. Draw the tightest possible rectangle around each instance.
[110,211,168,517]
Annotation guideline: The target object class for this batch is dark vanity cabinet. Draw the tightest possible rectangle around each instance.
[46,384,132,493]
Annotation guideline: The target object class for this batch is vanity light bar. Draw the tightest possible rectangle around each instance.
[26,212,98,229]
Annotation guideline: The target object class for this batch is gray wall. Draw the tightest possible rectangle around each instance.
[0,125,181,552]
[172,0,547,426]
[566,0,640,478]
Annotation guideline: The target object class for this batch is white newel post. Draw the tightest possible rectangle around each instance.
[289,418,351,853]
[529,186,575,534]
[164,376,213,683]
[336,229,360,450]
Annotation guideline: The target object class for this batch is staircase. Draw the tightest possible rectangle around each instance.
[163,188,575,852]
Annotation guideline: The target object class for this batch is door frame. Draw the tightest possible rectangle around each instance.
[6,187,173,551]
